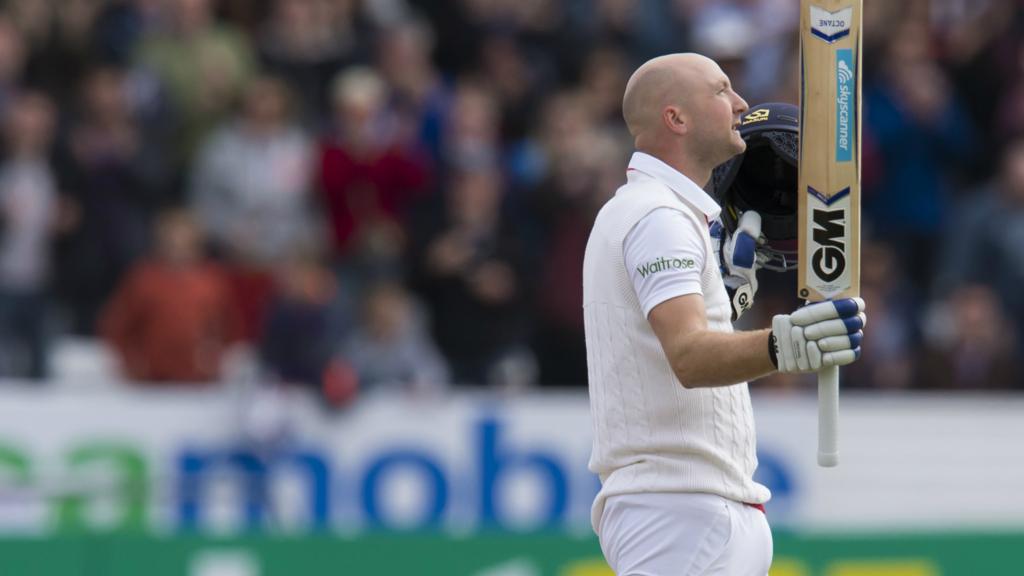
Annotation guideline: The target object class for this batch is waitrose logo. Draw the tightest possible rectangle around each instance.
[637,256,696,278]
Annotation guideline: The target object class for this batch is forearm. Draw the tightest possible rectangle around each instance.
[669,328,776,388]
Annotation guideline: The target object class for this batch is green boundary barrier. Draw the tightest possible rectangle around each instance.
[0,532,1020,575]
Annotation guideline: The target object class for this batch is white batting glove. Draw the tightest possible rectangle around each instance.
[710,211,767,321]
[770,297,866,373]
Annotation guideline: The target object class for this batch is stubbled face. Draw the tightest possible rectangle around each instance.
[682,58,749,166]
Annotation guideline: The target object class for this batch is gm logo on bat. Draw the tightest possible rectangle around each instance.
[807,186,850,295]
[811,207,845,283]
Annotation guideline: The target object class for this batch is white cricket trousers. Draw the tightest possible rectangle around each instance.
[598,492,773,575]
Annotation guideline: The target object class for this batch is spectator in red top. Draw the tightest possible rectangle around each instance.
[100,208,240,383]
[316,66,431,279]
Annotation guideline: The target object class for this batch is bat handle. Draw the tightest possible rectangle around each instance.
[817,365,839,467]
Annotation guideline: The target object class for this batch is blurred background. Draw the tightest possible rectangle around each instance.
[0,0,1020,574]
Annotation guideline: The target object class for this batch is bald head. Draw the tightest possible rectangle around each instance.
[620,52,749,186]
[622,53,720,141]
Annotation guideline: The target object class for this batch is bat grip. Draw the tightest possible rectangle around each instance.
[817,365,839,467]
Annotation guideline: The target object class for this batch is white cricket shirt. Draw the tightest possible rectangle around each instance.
[583,152,770,535]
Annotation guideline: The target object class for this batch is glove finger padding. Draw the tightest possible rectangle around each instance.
[806,340,823,371]
[823,348,859,367]
[731,230,758,270]
[736,210,763,239]
[816,332,863,353]
[730,211,762,270]
[789,297,865,326]
[802,313,865,341]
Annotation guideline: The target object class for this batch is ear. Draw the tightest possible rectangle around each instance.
[663,105,688,136]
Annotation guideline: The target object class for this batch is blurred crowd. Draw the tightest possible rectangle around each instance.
[0,0,1019,398]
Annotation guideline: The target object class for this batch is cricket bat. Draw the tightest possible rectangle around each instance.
[798,0,862,468]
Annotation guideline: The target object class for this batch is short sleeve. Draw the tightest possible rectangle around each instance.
[623,207,708,318]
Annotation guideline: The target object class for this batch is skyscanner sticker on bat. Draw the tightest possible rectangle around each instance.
[835,49,854,163]
[806,186,852,298]
[809,5,852,43]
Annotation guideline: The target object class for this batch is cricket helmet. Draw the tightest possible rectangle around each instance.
[709,102,799,272]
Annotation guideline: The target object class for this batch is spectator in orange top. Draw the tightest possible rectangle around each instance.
[100,208,240,383]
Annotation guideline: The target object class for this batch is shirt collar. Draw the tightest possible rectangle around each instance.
[626,151,721,221]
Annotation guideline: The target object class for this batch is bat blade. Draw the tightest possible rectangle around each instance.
[798,0,862,468]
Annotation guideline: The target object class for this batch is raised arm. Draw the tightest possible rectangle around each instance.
[649,294,866,388]
[648,294,775,388]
